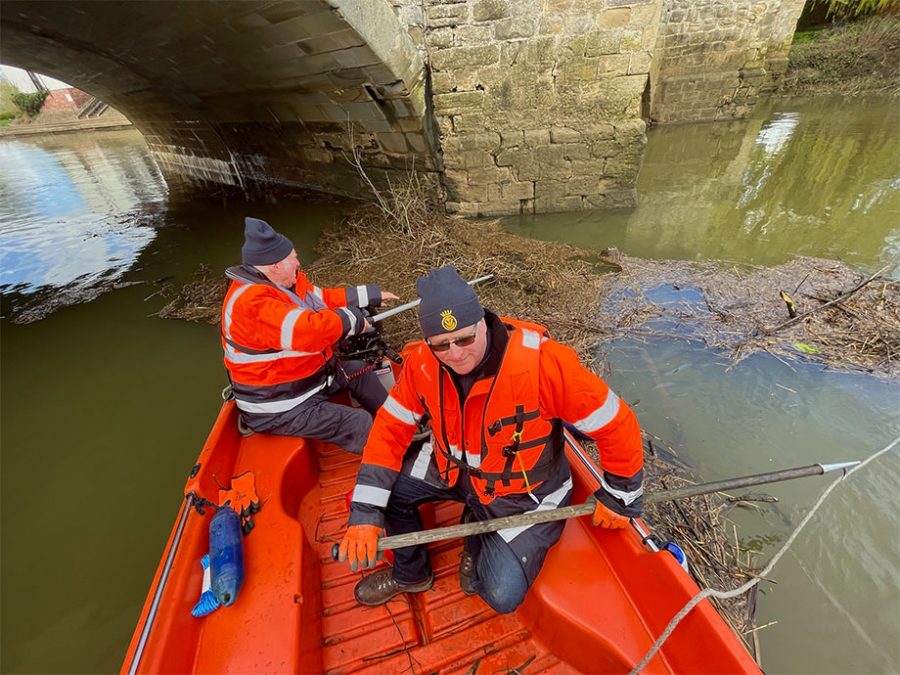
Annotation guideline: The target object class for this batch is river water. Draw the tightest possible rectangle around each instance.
[1,97,898,673]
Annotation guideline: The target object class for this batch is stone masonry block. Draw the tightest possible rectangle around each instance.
[561,143,590,161]
[535,195,583,213]
[598,8,630,28]
[621,30,644,52]
[523,129,551,147]
[500,129,525,147]
[432,90,485,115]
[501,181,535,200]
[494,18,535,40]
[442,168,469,192]
[455,24,494,44]
[443,149,495,169]
[495,147,533,167]
[570,159,606,176]
[467,166,512,185]
[597,54,631,76]
[430,45,501,70]
[585,30,623,57]
[534,180,569,199]
[452,113,487,133]
[429,27,454,49]
[550,127,581,144]
[629,3,659,27]
[565,175,602,196]
[629,51,653,74]
[473,0,508,22]
[426,3,469,28]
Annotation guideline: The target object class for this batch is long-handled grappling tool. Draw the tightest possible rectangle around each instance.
[331,461,859,560]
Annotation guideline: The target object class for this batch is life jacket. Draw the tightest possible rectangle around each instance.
[423,317,563,504]
[221,266,334,415]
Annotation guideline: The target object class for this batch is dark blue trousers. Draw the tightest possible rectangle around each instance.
[385,473,531,614]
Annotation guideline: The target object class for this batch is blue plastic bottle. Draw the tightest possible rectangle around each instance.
[663,541,689,574]
[209,507,244,607]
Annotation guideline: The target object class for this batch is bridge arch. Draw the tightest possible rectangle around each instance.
[1,0,440,199]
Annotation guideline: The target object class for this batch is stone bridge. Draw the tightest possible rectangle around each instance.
[1,0,805,215]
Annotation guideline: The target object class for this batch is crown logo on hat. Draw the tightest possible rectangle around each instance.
[440,309,458,331]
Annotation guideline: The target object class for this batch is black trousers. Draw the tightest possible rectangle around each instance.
[243,359,388,455]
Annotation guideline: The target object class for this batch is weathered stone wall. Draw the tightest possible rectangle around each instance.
[400,0,663,216]
[4,0,808,215]
[650,0,805,124]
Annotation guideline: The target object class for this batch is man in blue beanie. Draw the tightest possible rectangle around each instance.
[221,217,398,454]
[339,266,644,613]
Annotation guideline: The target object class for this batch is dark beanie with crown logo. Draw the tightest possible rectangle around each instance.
[241,217,293,266]
[416,266,484,338]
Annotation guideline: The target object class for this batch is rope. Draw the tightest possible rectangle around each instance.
[629,435,900,674]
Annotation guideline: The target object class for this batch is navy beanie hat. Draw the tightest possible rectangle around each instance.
[241,217,293,266]
[416,266,484,338]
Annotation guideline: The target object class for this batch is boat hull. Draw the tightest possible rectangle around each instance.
[122,400,759,674]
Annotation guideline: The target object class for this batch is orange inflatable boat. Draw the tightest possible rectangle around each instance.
[122,397,759,674]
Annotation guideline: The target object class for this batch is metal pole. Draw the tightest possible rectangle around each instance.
[367,461,860,552]
[127,494,194,675]
[370,274,494,323]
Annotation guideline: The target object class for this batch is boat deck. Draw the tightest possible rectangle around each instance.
[312,444,572,674]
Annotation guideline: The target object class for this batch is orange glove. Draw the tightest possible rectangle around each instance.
[592,500,629,529]
[338,525,382,572]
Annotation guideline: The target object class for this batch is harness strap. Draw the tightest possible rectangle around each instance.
[487,408,540,436]
[223,336,280,356]
[497,405,527,488]
[435,438,557,492]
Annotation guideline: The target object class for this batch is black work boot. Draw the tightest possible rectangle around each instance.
[353,568,434,606]
[459,549,476,596]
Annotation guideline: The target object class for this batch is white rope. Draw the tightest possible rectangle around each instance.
[629,435,900,675]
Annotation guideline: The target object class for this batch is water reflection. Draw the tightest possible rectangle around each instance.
[506,97,900,276]
[0,132,167,299]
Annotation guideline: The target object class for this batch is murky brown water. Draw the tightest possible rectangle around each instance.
[2,97,898,674]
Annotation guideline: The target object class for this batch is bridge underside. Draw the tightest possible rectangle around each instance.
[1,0,439,200]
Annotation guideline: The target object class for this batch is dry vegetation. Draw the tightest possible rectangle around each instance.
[599,255,899,379]
[779,15,900,97]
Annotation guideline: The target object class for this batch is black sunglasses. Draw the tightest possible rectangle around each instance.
[427,327,478,353]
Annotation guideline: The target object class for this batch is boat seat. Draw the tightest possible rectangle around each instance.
[520,518,671,673]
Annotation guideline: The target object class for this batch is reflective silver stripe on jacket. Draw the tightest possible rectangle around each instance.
[280,308,306,350]
[356,285,369,307]
[450,444,462,461]
[465,451,482,469]
[497,477,574,543]
[312,286,324,300]
[224,343,317,364]
[223,284,252,341]
[352,484,392,508]
[338,306,358,335]
[521,328,541,350]
[383,395,421,426]
[410,441,434,480]
[233,378,330,414]
[573,391,620,435]
[599,474,643,506]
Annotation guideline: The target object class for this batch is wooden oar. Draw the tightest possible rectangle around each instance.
[332,461,858,559]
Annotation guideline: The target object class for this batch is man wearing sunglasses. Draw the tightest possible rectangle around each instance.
[339,266,643,612]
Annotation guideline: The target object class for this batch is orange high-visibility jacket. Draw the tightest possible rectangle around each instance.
[221,265,379,415]
[349,316,643,525]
